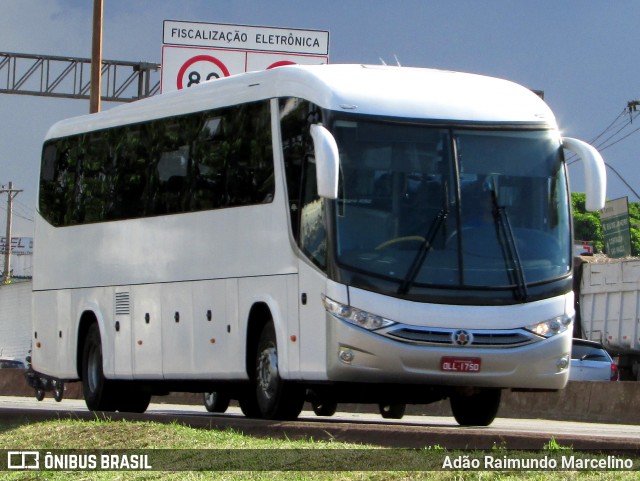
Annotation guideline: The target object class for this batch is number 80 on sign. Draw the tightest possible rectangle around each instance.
[176,55,231,90]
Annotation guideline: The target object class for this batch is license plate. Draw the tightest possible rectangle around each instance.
[440,357,481,372]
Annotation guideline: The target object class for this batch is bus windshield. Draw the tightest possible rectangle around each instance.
[331,119,570,298]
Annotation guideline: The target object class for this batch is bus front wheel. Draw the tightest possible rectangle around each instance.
[254,321,304,420]
[449,388,501,426]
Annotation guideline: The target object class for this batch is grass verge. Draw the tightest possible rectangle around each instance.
[0,418,638,480]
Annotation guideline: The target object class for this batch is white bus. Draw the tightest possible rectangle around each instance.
[31,64,605,425]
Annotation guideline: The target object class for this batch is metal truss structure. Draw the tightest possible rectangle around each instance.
[0,51,160,103]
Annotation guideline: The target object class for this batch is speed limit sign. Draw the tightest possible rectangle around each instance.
[176,55,231,90]
[161,43,328,93]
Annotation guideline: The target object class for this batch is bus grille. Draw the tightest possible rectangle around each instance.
[385,327,536,348]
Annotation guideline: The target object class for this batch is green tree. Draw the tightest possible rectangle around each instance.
[571,192,603,253]
[628,201,640,256]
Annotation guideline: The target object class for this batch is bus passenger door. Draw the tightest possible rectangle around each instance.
[296,156,330,379]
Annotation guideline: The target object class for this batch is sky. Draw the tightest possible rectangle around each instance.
[1,0,640,236]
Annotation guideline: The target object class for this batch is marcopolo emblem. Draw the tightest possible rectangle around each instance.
[453,329,472,346]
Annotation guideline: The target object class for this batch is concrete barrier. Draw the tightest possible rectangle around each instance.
[1,368,634,424]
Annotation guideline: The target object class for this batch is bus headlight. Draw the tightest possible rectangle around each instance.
[322,295,395,331]
[525,315,573,338]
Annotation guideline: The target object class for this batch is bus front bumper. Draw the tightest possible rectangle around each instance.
[326,314,571,390]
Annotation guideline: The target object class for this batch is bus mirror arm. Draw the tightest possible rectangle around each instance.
[562,137,607,211]
[310,124,340,199]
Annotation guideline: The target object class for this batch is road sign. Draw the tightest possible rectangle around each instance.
[163,20,329,55]
[600,197,632,258]
[161,20,329,93]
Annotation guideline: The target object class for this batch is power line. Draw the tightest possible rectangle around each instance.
[588,108,628,146]
[567,108,640,166]
[604,163,640,201]
[2,203,34,223]
[599,122,640,153]
[593,111,640,152]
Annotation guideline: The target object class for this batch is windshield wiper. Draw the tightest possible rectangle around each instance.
[488,181,528,301]
[397,209,448,296]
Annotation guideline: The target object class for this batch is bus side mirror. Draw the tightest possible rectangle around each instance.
[310,124,339,199]
[562,137,607,211]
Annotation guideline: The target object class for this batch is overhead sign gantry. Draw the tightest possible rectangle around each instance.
[0,52,159,102]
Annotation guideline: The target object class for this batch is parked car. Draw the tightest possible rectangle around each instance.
[0,358,26,369]
[569,339,619,381]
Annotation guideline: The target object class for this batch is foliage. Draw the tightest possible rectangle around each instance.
[572,192,640,256]
[628,200,640,256]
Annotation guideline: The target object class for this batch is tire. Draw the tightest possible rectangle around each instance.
[254,321,304,420]
[203,391,230,413]
[307,390,337,417]
[379,403,406,419]
[35,389,45,401]
[81,324,117,411]
[238,385,262,418]
[449,388,501,426]
[116,385,151,413]
[312,400,338,417]
[53,381,64,402]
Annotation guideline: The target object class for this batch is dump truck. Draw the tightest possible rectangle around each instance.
[579,257,640,380]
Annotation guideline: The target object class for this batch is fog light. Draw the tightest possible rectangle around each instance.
[338,347,354,364]
[557,355,569,371]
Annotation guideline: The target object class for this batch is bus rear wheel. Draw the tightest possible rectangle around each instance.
[81,324,117,412]
[203,391,230,413]
[116,386,151,413]
[449,388,501,426]
[253,321,304,420]
[379,403,406,419]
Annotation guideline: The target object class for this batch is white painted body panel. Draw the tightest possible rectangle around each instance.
[43,64,556,142]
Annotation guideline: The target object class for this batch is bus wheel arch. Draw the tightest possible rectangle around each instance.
[80,322,117,411]
[244,302,272,380]
[238,302,273,418]
[76,311,99,379]
[241,303,304,420]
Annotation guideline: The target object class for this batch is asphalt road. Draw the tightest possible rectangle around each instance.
[2,396,640,451]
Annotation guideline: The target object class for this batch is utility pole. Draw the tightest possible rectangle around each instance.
[90,0,104,113]
[1,182,23,283]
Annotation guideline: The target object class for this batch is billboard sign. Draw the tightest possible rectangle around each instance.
[600,197,632,258]
[161,20,329,93]
[0,237,33,255]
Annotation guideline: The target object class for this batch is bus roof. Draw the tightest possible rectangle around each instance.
[44,64,556,140]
